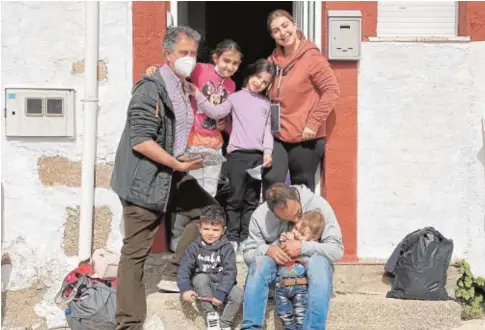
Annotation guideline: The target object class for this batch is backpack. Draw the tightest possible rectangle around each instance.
[55,263,117,330]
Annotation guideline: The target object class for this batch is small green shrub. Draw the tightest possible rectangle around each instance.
[455,260,485,320]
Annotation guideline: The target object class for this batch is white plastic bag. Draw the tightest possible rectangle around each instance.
[178,146,227,167]
[91,249,120,280]
[246,165,264,181]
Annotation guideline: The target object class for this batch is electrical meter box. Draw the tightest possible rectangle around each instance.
[4,88,75,137]
[328,10,362,61]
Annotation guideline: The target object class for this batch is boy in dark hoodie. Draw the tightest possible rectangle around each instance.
[177,205,243,330]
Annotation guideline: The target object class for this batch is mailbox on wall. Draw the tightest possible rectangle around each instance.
[328,10,362,61]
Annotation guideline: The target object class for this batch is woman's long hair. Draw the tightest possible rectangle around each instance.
[266,9,305,41]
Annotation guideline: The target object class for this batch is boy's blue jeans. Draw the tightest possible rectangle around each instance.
[242,254,333,330]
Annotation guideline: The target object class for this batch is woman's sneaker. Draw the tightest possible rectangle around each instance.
[206,311,221,330]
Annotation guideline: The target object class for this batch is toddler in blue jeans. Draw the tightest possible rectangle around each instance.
[275,210,326,330]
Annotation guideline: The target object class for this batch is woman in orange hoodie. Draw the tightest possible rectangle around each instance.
[263,9,340,196]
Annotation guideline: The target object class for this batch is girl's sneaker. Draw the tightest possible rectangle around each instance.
[206,311,221,330]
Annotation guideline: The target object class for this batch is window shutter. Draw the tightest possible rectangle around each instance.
[377,1,457,37]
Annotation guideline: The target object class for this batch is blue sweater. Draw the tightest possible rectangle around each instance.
[177,236,237,301]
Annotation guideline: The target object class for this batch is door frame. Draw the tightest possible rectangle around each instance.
[168,0,324,195]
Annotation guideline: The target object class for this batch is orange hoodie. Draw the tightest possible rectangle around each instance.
[268,40,339,143]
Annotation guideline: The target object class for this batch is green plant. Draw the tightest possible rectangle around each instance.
[455,260,485,320]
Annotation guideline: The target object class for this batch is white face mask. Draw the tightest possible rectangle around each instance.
[174,56,196,78]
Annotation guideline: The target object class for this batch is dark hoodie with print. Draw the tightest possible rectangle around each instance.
[177,235,237,302]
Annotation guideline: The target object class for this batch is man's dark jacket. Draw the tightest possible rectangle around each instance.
[111,71,176,212]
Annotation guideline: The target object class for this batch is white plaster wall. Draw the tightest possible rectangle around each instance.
[1,1,132,327]
[358,41,485,276]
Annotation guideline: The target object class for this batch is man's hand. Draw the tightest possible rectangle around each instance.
[280,240,302,259]
[212,298,223,306]
[182,290,197,303]
[266,245,291,265]
[145,65,158,77]
[174,158,203,172]
[263,154,272,168]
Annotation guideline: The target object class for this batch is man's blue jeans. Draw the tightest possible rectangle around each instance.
[242,254,333,330]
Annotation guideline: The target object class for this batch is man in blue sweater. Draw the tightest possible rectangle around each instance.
[178,205,243,330]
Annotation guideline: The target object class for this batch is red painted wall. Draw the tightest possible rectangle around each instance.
[459,1,485,41]
[321,2,377,262]
[132,1,169,83]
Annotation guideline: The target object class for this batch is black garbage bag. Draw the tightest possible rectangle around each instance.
[386,227,454,301]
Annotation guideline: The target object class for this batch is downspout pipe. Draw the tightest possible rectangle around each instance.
[79,1,100,261]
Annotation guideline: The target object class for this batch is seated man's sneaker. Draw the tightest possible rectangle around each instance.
[206,311,221,330]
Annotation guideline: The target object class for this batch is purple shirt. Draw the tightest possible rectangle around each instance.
[159,65,194,158]
[196,88,273,155]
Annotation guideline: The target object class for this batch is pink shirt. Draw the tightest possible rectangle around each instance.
[190,63,235,136]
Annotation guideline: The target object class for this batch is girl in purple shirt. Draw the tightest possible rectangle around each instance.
[188,59,276,253]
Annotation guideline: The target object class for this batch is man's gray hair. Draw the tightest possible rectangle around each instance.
[162,26,201,53]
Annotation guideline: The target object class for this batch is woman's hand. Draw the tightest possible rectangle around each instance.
[145,65,158,77]
[263,154,272,168]
[302,127,316,140]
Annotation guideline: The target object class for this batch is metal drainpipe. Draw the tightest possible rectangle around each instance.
[79,0,100,261]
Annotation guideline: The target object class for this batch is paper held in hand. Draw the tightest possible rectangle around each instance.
[246,164,263,181]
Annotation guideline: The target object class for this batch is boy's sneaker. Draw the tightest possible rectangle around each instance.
[206,311,221,330]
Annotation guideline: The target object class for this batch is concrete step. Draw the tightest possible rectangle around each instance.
[144,255,463,330]
[146,291,462,330]
[145,254,461,298]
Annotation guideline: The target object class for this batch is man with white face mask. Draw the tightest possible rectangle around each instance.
[111,26,222,330]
